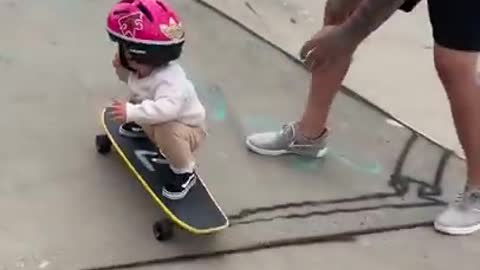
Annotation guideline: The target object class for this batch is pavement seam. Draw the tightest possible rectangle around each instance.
[230,202,443,226]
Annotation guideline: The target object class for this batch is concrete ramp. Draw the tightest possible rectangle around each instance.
[0,0,465,269]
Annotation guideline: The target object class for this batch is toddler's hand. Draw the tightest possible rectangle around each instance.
[112,52,129,82]
[109,99,127,123]
[112,52,122,69]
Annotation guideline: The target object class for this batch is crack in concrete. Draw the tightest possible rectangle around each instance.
[230,201,443,226]
[244,1,258,16]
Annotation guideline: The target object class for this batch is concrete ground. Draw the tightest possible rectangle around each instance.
[0,0,479,269]
[138,228,479,270]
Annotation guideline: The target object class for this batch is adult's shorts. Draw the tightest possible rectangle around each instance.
[400,0,480,52]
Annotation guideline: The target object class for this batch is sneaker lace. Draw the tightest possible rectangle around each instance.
[280,123,296,142]
[453,189,480,209]
[454,192,465,203]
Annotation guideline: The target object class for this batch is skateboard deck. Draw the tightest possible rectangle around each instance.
[96,108,229,237]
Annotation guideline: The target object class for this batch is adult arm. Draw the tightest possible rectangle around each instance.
[342,0,407,45]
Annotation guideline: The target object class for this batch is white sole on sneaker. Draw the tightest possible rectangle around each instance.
[245,138,328,158]
[162,176,197,201]
[118,129,147,139]
[434,221,480,235]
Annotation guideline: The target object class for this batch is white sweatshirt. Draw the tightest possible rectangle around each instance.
[125,62,206,128]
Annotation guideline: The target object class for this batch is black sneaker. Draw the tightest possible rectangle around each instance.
[119,122,146,138]
[162,171,198,200]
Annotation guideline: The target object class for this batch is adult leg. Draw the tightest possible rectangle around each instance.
[298,55,352,138]
[245,0,360,157]
[429,0,480,235]
[434,46,480,187]
[300,0,365,138]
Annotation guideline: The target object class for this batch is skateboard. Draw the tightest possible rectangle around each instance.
[95,108,229,241]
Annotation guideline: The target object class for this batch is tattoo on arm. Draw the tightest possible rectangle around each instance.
[343,0,407,43]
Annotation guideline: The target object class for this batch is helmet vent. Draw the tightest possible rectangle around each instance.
[156,0,168,11]
[120,0,134,3]
[113,9,130,15]
[137,2,153,22]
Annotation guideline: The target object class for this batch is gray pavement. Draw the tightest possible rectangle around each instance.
[0,0,477,269]
[137,228,480,270]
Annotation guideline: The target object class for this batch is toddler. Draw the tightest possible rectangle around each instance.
[106,0,206,200]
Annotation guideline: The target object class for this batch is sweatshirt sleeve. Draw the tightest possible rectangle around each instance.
[125,80,185,125]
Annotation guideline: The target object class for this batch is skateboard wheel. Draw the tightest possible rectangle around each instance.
[153,219,174,241]
[96,134,111,154]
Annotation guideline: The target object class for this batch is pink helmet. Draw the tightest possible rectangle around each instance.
[106,0,185,68]
[107,0,185,45]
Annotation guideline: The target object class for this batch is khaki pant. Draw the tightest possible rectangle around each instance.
[141,121,206,170]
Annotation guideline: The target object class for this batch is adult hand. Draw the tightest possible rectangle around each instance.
[300,25,358,71]
[300,0,405,71]
[299,0,362,71]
